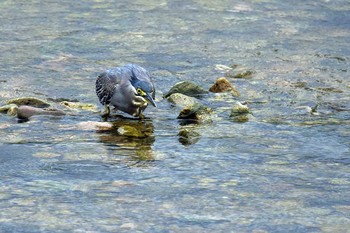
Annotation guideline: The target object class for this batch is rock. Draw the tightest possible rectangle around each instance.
[215,64,233,72]
[16,106,66,119]
[117,125,143,137]
[230,102,250,116]
[7,105,19,116]
[164,81,208,98]
[6,97,50,108]
[177,103,213,123]
[0,104,18,114]
[231,115,249,123]
[209,77,240,96]
[178,128,201,145]
[230,102,251,123]
[225,67,255,79]
[75,121,114,131]
[167,93,200,108]
[60,101,98,111]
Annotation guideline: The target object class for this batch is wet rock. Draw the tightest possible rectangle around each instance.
[164,81,208,98]
[8,105,19,116]
[230,102,251,123]
[16,106,66,119]
[0,104,18,114]
[60,101,98,111]
[6,97,50,108]
[215,64,233,72]
[178,128,201,145]
[225,67,255,79]
[75,121,114,131]
[209,77,240,96]
[117,125,150,138]
[178,103,213,123]
[167,93,199,108]
[230,102,250,116]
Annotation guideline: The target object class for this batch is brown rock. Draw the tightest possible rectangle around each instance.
[209,77,240,96]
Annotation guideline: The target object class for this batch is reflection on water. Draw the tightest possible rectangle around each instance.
[98,118,155,164]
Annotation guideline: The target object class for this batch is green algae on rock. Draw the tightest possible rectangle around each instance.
[164,81,208,98]
[6,97,50,108]
[0,104,18,114]
[178,128,201,145]
[60,101,98,111]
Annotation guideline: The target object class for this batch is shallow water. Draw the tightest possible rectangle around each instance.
[0,0,350,232]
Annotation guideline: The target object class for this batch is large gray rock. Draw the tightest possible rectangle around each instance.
[167,93,200,108]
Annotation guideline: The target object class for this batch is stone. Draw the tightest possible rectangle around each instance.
[225,66,255,79]
[209,77,240,96]
[167,93,199,108]
[164,81,208,98]
[6,97,50,108]
[230,102,251,123]
[177,103,213,123]
[230,102,250,116]
[178,128,201,145]
[75,121,114,131]
[16,105,66,119]
[60,101,98,111]
[0,104,18,114]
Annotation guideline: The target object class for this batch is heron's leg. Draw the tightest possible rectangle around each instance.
[101,104,110,117]
[138,113,145,120]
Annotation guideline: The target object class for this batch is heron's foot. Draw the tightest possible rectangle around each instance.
[138,113,145,120]
[100,105,110,118]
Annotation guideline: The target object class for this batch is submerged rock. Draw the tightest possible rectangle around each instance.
[75,121,114,131]
[6,97,50,108]
[164,81,208,98]
[167,93,200,108]
[230,102,251,123]
[117,125,146,137]
[178,128,201,145]
[16,106,66,119]
[60,101,98,111]
[209,77,240,96]
[178,103,213,123]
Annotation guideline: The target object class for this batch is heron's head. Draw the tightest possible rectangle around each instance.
[130,70,157,107]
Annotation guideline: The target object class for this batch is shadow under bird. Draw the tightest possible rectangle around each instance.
[96,64,157,118]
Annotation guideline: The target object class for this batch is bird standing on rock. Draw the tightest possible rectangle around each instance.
[96,64,156,118]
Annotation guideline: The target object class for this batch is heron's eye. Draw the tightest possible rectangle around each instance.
[136,88,146,96]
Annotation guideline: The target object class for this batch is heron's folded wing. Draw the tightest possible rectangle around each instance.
[95,71,121,105]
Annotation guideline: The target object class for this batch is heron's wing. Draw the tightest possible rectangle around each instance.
[95,70,122,105]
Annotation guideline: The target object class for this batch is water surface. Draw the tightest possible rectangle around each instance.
[0,0,349,232]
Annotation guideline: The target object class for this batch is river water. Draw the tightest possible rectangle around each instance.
[0,0,349,232]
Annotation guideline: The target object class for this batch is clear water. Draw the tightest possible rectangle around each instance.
[0,0,349,232]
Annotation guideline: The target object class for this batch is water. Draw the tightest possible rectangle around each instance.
[0,0,350,232]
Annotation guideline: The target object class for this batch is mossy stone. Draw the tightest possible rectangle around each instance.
[164,81,208,98]
[6,97,50,108]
